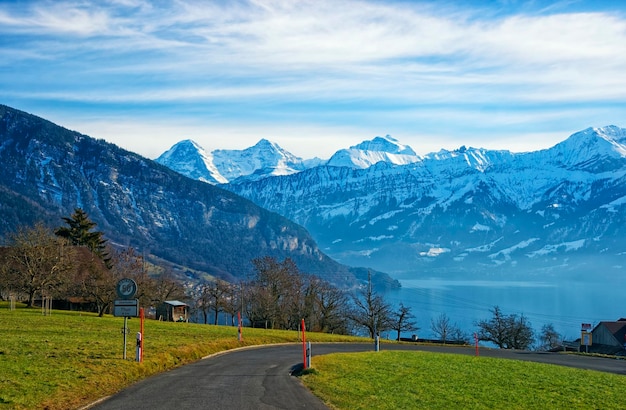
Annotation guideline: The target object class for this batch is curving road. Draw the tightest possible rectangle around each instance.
[89,343,626,410]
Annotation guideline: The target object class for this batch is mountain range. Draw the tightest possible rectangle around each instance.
[157,126,626,279]
[0,105,397,289]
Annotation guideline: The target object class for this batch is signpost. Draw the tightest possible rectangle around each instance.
[581,323,592,353]
[115,279,139,360]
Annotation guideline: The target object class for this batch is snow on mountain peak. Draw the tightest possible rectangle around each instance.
[327,135,421,169]
[212,139,308,181]
[156,139,228,184]
[546,125,626,171]
[157,138,312,184]
[352,135,417,156]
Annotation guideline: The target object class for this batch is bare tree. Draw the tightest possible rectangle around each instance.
[391,303,419,341]
[2,223,74,307]
[197,280,230,324]
[71,247,116,316]
[247,256,303,329]
[348,273,393,339]
[476,306,534,350]
[221,282,242,326]
[308,277,349,334]
[538,323,562,351]
[431,313,457,342]
[243,257,349,333]
[152,269,186,307]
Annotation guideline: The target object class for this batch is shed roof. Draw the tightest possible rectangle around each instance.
[163,300,188,307]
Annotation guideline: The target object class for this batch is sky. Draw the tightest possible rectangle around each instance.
[1,0,626,160]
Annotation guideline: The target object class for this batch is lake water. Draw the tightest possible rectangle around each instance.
[383,277,625,342]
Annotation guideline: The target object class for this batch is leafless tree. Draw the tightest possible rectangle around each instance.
[246,256,303,329]
[348,273,393,339]
[431,313,456,342]
[476,306,534,350]
[1,223,74,307]
[538,323,561,351]
[391,303,419,341]
[196,280,231,324]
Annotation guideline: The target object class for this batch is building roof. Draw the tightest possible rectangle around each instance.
[163,300,188,307]
[594,320,626,344]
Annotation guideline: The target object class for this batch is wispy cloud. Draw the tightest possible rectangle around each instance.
[1,0,625,158]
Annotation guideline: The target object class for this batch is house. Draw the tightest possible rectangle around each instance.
[156,300,189,322]
[589,319,626,354]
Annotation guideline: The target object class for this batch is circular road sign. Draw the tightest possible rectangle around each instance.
[116,278,138,300]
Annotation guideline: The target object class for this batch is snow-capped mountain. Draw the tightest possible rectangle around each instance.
[221,126,626,277]
[326,135,421,168]
[156,139,228,184]
[156,134,419,183]
[156,138,315,184]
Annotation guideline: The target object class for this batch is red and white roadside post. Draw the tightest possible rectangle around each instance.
[136,307,144,362]
[238,311,243,342]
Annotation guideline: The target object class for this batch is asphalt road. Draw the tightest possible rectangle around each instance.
[89,343,626,410]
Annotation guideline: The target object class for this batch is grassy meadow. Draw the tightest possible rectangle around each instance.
[300,350,626,409]
[4,303,626,410]
[0,303,364,410]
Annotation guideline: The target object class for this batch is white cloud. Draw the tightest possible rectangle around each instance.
[1,0,625,159]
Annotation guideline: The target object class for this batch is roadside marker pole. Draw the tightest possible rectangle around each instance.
[474,333,479,356]
[301,319,307,369]
[306,341,311,369]
[138,307,144,362]
[136,332,142,362]
[238,311,243,342]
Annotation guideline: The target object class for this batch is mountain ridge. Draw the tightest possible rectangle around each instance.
[0,104,397,289]
[212,126,626,277]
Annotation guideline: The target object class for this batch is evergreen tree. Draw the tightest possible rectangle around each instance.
[55,208,110,267]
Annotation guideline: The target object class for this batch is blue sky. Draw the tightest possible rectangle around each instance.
[1,0,625,159]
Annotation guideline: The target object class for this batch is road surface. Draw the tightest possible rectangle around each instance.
[89,343,626,410]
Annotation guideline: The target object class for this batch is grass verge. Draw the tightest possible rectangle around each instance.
[0,304,364,410]
[300,350,626,409]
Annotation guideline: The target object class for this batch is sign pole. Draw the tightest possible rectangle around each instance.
[115,278,139,360]
[123,316,128,360]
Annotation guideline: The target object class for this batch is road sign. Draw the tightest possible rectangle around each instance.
[116,278,138,300]
[114,299,139,317]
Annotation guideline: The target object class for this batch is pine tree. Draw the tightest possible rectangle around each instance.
[55,208,110,267]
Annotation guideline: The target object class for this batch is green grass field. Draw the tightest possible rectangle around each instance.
[0,304,363,410]
[3,304,626,410]
[300,350,626,409]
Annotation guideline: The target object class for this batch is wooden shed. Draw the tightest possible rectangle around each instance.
[156,300,189,322]
[590,319,626,354]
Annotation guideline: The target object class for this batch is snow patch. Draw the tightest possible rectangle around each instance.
[526,239,586,257]
[369,210,403,225]
[600,195,626,212]
[489,238,539,260]
[467,237,503,253]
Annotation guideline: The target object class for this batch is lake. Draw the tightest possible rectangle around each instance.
[383,276,625,342]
